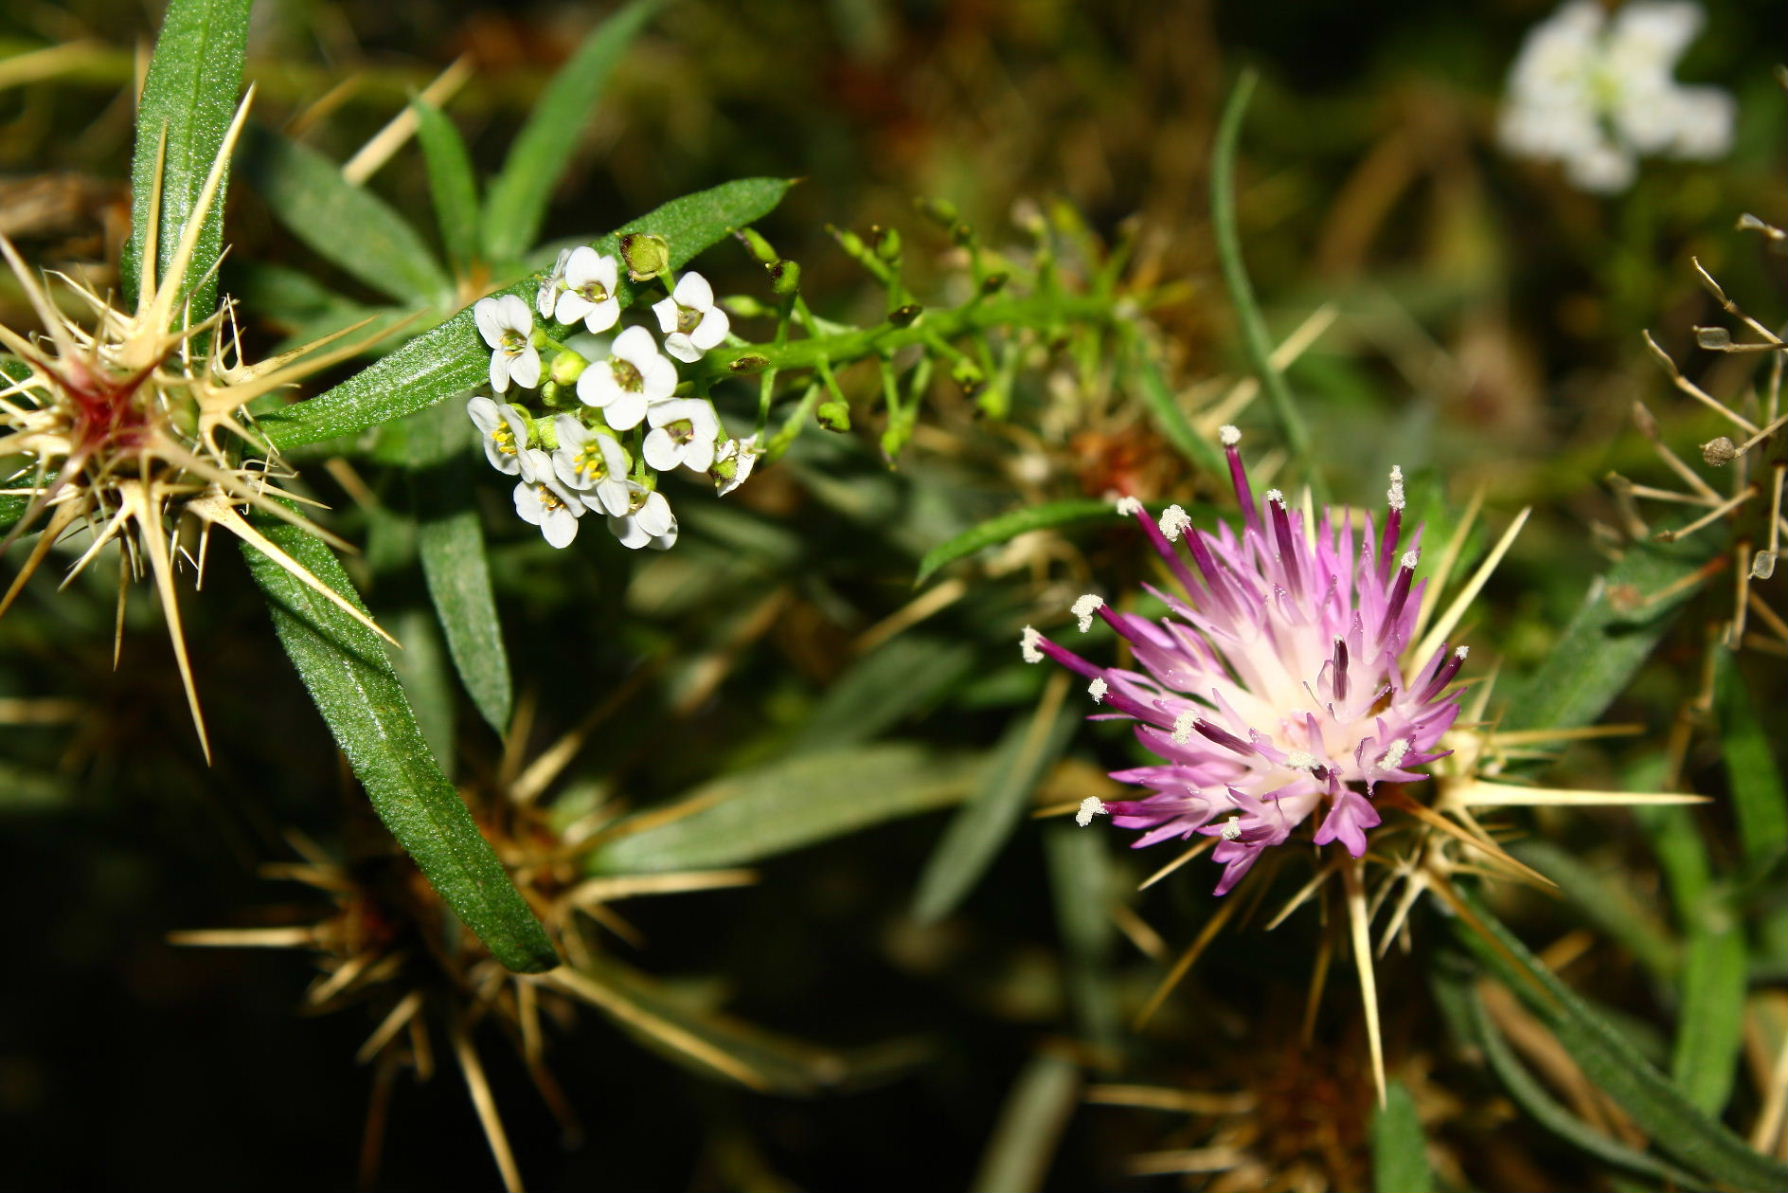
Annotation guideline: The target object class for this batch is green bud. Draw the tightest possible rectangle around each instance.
[979,272,1008,296]
[952,358,984,396]
[816,399,851,432]
[724,294,774,319]
[735,226,778,265]
[621,233,671,281]
[976,381,1008,420]
[872,226,901,262]
[831,225,868,260]
[549,346,588,386]
[916,197,958,227]
[729,354,771,374]
[771,260,801,295]
[888,303,923,328]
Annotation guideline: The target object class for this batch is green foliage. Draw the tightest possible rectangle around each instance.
[1370,1080,1433,1193]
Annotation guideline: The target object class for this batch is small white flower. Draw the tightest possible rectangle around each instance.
[1075,797,1107,828]
[512,449,583,548]
[1071,594,1103,632]
[643,398,721,474]
[553,247,621,334]
[538,248,571,320]
[607,482,678,551]
[652,272,730,364]
[575,324,677,431]
[466,395,535,477]
[1499,0,1734,194]
[712,433,762,496]
[551,414,631,517]
[475,294,541,393]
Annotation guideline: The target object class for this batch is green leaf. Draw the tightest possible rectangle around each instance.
[1501,536,1716,734]
[586,744,977,875]
[411,96,483,276]
[1671,900,1746,1114]
[1451,886,1788,1191]
[1715,648,1788,869]
[242,520,557,973]
[913,692,1079,922]
[385,608,455,779]
[481,0,662,262]
[790,635,975,754]
[1509,840,1679,979]
[260,177,794,451]
[1210,68,1320,498]
[1371,1080,1433,1193]
[969,1052,1082,1193]
[409,400,512,735]
[122,0,251,318]
[915,499,1119,586]
[239,124,452,306]
[1129,339,1226,478]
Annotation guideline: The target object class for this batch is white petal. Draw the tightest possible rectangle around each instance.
[583,297,620,334]
[508,347,542,390]
[475,298,504,347]
[690,307,729,350]
[596,432,629,476]
[553,453,584,490]
[648,525,678,551]
[592,254,618,289]
[639,355,679,402]
[489,351,511,393]
[541,507,579,549]
[683,436,716,473]
[673,271,714,309]
[652,295,679,335]
[608,513,651,550]
[612,324,658,367]
[605,390,647,431]
[565,245,602,288]
[497,294,532,334]
[484,440,517,474]
[596,478,631,517]
[536,278,558,320]
[514,482,545,525]
[643,428,680,471]
[662,332,701,363]
[636,491,674,537]
[555,291,594,325]
[577,368,618,408]
[553,413,588,448]
[466,396,500,432]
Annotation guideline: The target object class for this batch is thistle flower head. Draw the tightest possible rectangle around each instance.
[1028,432,1468,894]
[0,91,392,759]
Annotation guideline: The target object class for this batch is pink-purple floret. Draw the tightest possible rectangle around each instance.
[1033,442,1465,895]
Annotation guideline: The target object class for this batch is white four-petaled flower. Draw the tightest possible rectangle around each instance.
[466,396,534,476]
[643,398,721,474]
[537,249,571,320]
[712,433,762,496]
[553,247,622,334]
[575,324,677,430]
[551,414,632,517]
[607,482,678,551]
[1500,0,1734,193]
[512,449,583,548]
[475,294,541,393]
[652,272,730,364]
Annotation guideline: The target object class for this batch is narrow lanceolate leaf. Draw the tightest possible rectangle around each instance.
[791,635,975,754]
[1501,536,1717,734]
[1451,886,1788,1192]
[243,520,558,973]
[412,96,483,276]
[1371,1080,1434,1193]
[122,0,251,315]
[586,744,978,875]
[1714,648,1788,869]
[260,177,794,450]
[1044,822,1122,1057]
[1671,898,1746,1115]
[409,400,512,735]
[1131,342,1226,478]
[239,125,453,306]
[915,499,1121,586]
[913,686,1078,922]
[969,1052,1082,1193]
[481,0,662,262]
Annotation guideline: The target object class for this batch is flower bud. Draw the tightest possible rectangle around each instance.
[1700,436,1738,466]
[770,260,801,296]
[729,354,771,374]
[817,399,851,432]
[888,303,922,328]
[620,233,671,282]
[873,226,901,263]
[734,227,779,266]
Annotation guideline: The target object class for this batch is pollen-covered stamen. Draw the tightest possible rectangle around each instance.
[1221,428,1259,529]
[1266,489,1304,592]
[1088,676,1109,702]
[1379,738,1411,772]
[1377,550,1419,644]
[1171,710,1198,745]
[1076,797,1108,827]
[1072,593,1103,632]
[1020,625,1044,664]
[1114,495,1144,517]
[1380,465,1406,580]
[1158,505,1193,542]
[1218,816,1243,841]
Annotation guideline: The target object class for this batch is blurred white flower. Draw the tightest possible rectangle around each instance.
[551,414,632,517]
[575,324,676,431]
[475,294,541,392]
[607,483,678,551]
[512,448,584,548]
[554,247,622,334]
[652,272,730,363]
[642,398,721,474]
[466,396,535,476]
[1499,0,1734,193]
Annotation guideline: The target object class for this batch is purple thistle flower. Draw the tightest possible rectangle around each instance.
[1023,429,1466,896]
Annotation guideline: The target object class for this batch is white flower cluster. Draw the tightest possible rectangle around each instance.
[1500,0,1735,193]
[466,250,759,551]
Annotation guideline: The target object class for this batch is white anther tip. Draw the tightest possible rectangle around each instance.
[1076,797,1108,827]
[1020,625,1043,664]
[1071,593,1104,632]
[1219,425,1241,447]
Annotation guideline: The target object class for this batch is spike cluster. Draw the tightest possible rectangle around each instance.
[1026,432,1466,894]
[0,92,391,759]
